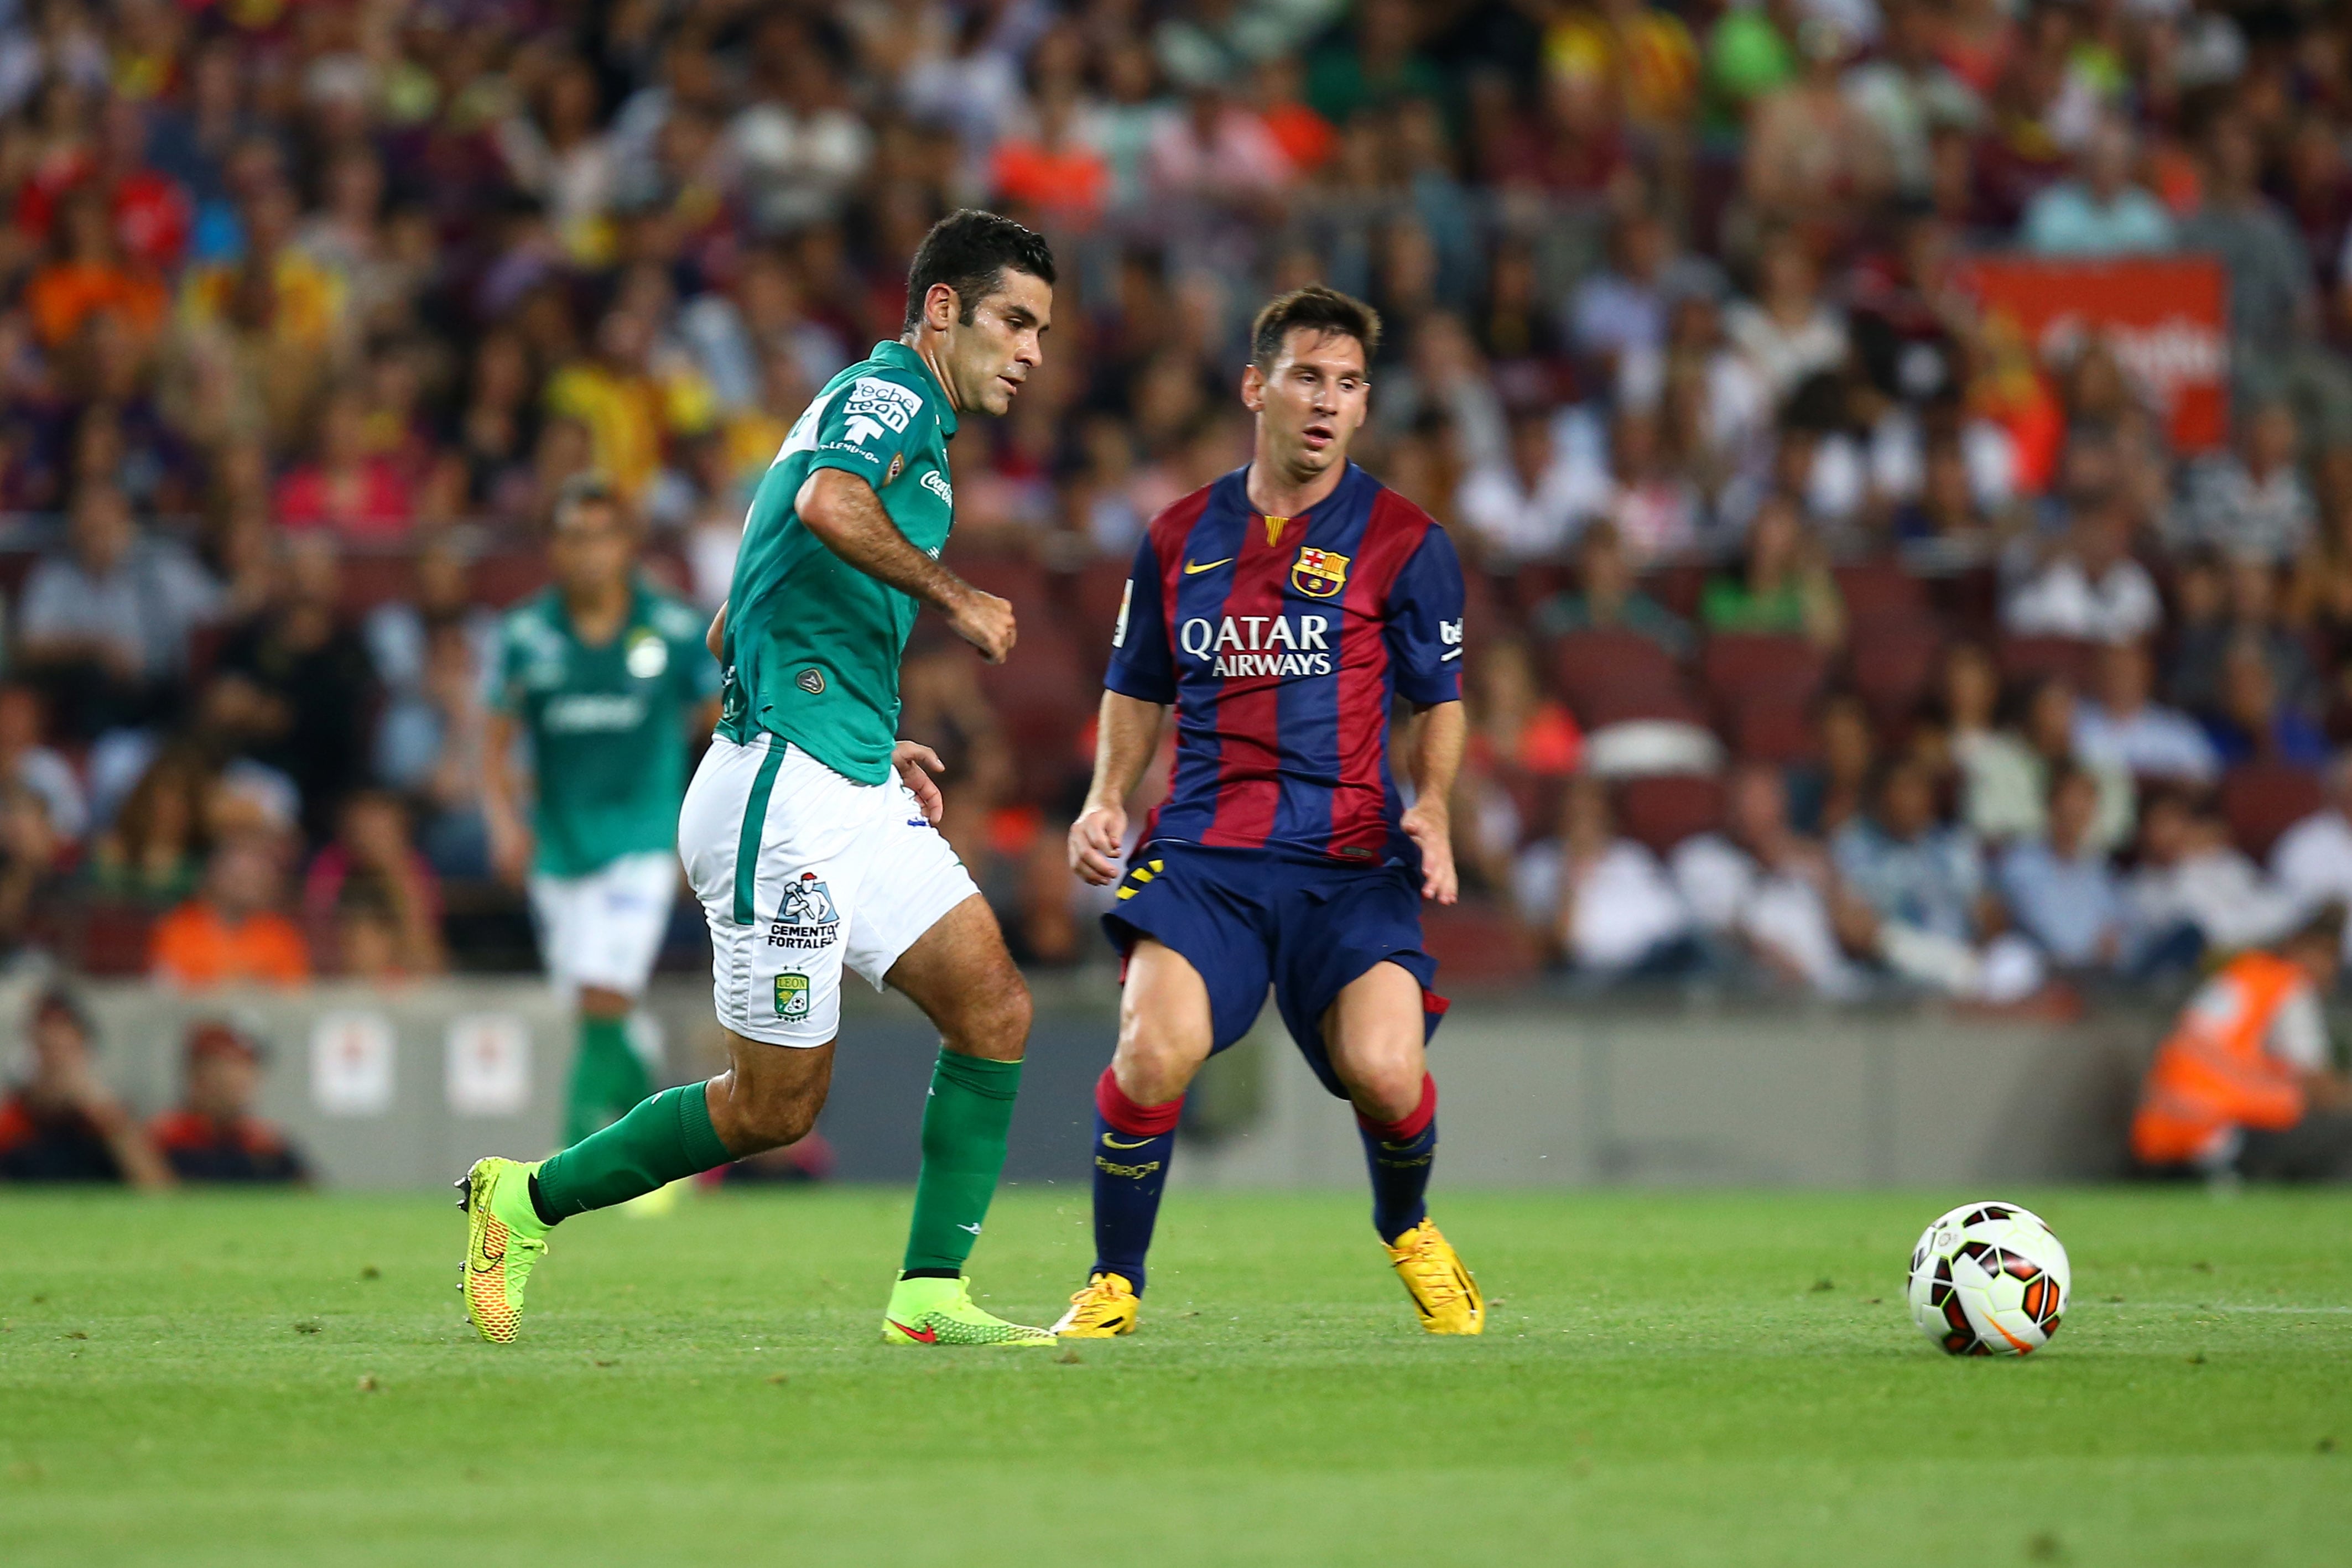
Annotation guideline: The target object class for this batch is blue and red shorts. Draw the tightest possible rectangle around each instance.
[1101,842,1448,1098]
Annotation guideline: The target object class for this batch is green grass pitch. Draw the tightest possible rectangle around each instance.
[3,1186,2347,1566]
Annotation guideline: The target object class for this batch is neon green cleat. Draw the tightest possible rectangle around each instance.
[881,1276,1057,1347]
[457,1157,550,1343]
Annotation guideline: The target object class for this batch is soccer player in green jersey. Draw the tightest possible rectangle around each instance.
[461,210,1059,1347]
[483,477,720,1157]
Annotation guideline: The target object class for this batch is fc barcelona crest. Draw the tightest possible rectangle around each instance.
[1290,546,1350,599]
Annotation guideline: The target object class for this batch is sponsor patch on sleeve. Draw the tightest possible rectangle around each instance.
[840,377,925,434]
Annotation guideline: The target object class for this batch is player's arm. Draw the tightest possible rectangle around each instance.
[1399,701,1465,905]
[706,600,725,661]
[795,468,1015,663]
[1070,692,1166,885]
[1388,522,1469,905]
[481,709,533,887]
[1071,532,1179,885]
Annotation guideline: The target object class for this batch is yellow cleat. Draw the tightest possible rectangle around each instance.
[457,1157,550,1344]
[1050,1272,1140,1338]
[1386,1218,1484,1335]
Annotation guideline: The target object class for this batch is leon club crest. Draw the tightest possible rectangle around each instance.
[1289,546,1350,600]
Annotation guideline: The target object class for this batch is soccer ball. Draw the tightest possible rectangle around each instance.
[1906,1201,2069,1356]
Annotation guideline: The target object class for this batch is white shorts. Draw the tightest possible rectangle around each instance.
[527,851,680,999]
[678,731,977,1046]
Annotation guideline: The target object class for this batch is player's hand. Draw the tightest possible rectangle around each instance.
[1401,800,1458,905]
[487,813,533,889]
[53,1053,124,1122]
[893,741,946,826]
[945,585,1017,664]
[1068,802,1127,887]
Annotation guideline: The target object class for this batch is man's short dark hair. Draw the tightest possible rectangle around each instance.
[1249,285,1382,371]
[902,209,1057,331]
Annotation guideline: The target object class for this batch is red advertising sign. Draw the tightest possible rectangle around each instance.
[1960,256,2230,450]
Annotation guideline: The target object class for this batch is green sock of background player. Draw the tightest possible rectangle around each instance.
[526,1049,1021,1238]
[558,1015,652,1149]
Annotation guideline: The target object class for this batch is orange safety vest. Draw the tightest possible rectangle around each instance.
[2131,951,2312,1165]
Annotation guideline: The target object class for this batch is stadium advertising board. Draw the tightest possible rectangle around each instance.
[1960,256,2229,450]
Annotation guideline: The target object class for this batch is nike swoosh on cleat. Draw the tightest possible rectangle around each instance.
[1184,558,1234,574]
[1101,1134,1156,1149]
[889,1320,939,1343]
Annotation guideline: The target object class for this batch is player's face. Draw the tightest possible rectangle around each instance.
[940,269,1053,416]
[550,504,633,596]
[1242,329,1370,480]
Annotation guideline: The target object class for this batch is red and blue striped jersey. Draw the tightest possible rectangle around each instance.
[1104,462,1465,867]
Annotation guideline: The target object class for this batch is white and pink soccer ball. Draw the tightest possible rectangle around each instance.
[1906,1201,2071,1357]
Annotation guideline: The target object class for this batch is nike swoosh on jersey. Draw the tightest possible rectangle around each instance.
[1101,1134,1157,1149]
[1184,558,1234,574]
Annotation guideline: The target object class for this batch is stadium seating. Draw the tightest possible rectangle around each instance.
[1615,775,1724,856]
[1833,561,1929,620]
[2219,764,2329,861]
[1419,903,1541,983]
[1845,614,1947,727]
[1701,634,1828,715]
[1731,700,1820,766]
[1551,630,1689,728]
[1998,636,2100,689]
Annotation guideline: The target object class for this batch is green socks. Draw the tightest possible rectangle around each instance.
[535,1082,730,1218]
[901,1051,1023,1275]
[560,1014,653,1148]
[532,1048,1019,1242]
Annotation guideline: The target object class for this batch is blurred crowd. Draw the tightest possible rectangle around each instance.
[5,0,2352,1008]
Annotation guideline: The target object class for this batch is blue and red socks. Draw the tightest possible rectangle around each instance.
[1357,1075,1439,1244]
[1089,1066,1182,1294]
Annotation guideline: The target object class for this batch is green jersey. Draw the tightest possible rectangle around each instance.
[716,339,958,784]
[494,581,719,877]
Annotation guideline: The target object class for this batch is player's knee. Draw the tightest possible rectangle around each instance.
[1112,1021,1201,1106]
[1342,1058,1425,1124]
[736,1087,821,1153]
[579,986,632,1019]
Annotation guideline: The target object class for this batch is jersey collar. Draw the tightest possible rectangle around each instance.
[1236,459,1365,530]
[553,577,649,647]
[871,340,958,440]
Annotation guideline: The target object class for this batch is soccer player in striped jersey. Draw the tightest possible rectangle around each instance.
[1059,286,1482,1337]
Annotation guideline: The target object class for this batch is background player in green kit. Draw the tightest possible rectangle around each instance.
[460,210,1059,1347]
[484,477,720,1161]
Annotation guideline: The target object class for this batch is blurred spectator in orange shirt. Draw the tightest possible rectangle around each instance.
[23,185,167,348]
[990,71,1111,230]
[1252,56,1336,175]
[150,834,311,988]
[147,1020,308,1183]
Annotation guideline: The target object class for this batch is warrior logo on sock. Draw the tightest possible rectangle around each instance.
[768,872,841,949]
